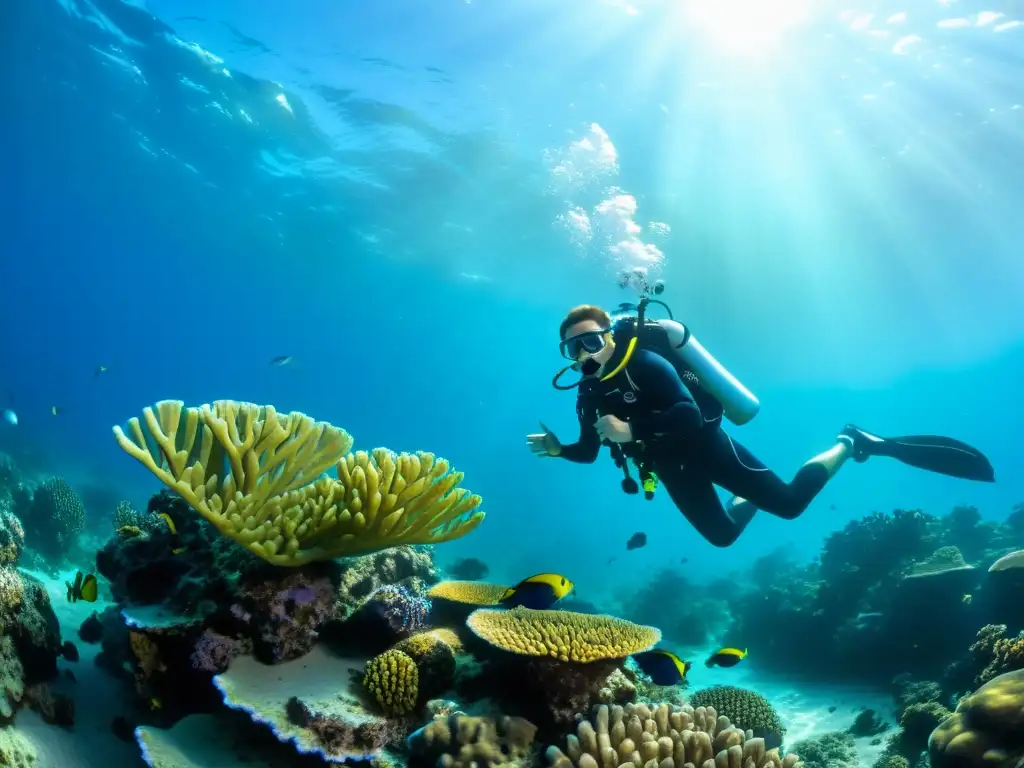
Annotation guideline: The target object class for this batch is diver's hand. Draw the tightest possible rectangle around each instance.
[595,415,633,443]
[527,422,562,457]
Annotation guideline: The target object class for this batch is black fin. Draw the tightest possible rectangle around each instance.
[869,432,995,482]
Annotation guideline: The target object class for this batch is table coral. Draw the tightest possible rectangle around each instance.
[428,581,510,606]
[408,712,537,768]
[905,546,975,579]
[113,400,485,565]
[929,668,1024,768]
[214,645,406,761]
[466,608,660,662]
[547,701,803,768]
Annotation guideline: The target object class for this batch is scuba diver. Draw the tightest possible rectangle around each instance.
[526,270,995,548]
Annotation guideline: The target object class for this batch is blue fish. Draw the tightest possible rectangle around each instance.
[632,649,692,686]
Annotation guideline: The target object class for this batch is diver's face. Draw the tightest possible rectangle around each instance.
[562,319,615,368]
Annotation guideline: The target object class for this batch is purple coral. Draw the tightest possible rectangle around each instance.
[189,630,248,673]
[365,585,431,635]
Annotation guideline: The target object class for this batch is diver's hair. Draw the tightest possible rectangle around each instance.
[559,304,612,339]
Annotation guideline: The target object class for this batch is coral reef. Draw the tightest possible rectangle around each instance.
[0,570,62,723]
[849,708,889,737]
[408,712,537,768]
[615,568,733,647]
[929,668,1024,767]
[22,476,85,560]
[0,725,37,767]
[113,499,160,533]
[394,629,461,697]
[466,608,660,662]
[0,506,25,567]
[114,400,485,565]
[361,585,433,636]
[333,546,439,622]
[790,731,857,768]
[945,624,1024,694]
[213,645,407,761]
[363,648,419,716]
[546,702,804,768]
[686,686,785,743]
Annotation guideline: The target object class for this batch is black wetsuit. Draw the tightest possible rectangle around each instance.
[558,347,831,547]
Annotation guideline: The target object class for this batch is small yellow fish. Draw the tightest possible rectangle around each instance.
[705,647,747,668]
[499,573,575,610]
[632,649,692,686]
[962,593,973,605]
[159,513,186,555]
[116,525,142,538]
[66,571,98,603]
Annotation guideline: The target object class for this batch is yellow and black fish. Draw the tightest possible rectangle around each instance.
[705,647,747,668]
[66,571,98,603]
[499,573,574,610]
[632,649,692,686]
[159,513,186,555]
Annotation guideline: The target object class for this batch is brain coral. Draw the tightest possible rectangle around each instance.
[687,686,786,738]
[546,701,803,768]
[363,648,419,716]
[928,668,1024,768]
[466,608,660,663]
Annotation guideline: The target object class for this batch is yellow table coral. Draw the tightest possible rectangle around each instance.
[466,608,661,663]
[113,400,485,566]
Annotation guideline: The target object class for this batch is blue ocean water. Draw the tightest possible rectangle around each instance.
[3,0,1023,611]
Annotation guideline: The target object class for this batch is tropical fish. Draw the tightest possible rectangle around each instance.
[626,532,647,550]
[94,365,108,377]
[499,573,574,610]
[269,355,293,367]
[66,571,98,603]
[51,405,62,416]
[705,647,747,668]
[632,649,692,686]
[159,513,186,555]
[2,409,16,426]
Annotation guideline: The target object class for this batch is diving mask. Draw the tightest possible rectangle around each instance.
[559,329,610,360]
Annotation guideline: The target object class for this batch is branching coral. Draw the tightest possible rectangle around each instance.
[24,476,85,559]
[409,712,537,768]
[363,648,419,716]
[929,668,1024,767]
[546,702,804,768]
[114,400,485,565]
[687,686,785,741]
[962,624,1024,688]
[466,608,660,663]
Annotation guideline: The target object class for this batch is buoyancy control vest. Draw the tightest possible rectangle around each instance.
[609,315,760,427]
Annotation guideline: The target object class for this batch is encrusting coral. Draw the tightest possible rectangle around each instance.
[687,686,786,743]
[928,668,1024,767]
[0,506,25,567]
[363,648,420,716]
[408,712,538,768]
[546,702,804,768]
[466,608,661,662]
[113,400,485,566]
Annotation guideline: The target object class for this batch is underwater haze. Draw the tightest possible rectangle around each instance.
[6,0,1023,593]
[4,1,1024,767]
